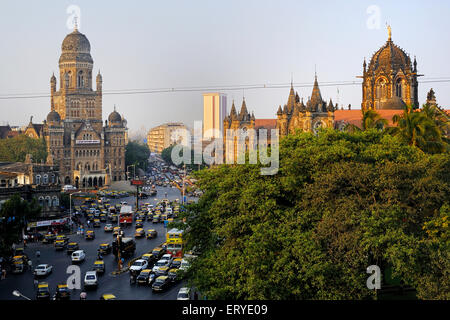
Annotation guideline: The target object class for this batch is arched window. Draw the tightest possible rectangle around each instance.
[35,175,41,185]
[38,196,44,207]
[43,174,48,184]
[78,71,84,88]
[52,196,59,207]
[45,196,51,208]
[396,78,403,98]
[51,174,55,184]
[376,79,386,99]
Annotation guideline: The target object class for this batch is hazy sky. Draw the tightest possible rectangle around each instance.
[1,0,449,136]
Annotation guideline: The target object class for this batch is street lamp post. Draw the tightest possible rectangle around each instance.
[12,290,31,300]
[69,191,82,232]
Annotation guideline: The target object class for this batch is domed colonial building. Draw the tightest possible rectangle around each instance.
[361,26,419,110]
[40,25,128,188]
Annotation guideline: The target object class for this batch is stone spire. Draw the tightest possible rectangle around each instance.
[239,98,249,120]
[310,74,324,111]
[230,100,237,120]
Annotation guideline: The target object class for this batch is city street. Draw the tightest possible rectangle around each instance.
[0,184,194,300]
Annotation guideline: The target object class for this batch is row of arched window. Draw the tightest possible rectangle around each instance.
[374,78,406,99]
[75,149,100,157]
[76,162,100,171]
[35,174,57,185]
[38,196,59,208]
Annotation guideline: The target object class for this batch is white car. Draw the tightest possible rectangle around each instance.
[129,259,148,273]
[84,271,98,288]
[179,259,190,272]
[62,185,76,192]
[161,254,174,266]
[71,250,86,263]
[34,264,53,276]
[177,287,191,300]
[152,259,171,273]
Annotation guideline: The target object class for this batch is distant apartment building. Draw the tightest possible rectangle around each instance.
[203,93,227,139]
[147,123,191,154]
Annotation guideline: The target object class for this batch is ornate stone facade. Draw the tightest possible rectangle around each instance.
[361,27,419,110]
[41,26,128,188]
[223,99,256,163]
[276,76,335,137]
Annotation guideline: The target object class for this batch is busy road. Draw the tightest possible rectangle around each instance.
[0,175,197,300]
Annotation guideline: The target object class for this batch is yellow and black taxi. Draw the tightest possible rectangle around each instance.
[100,294,116,300]
[134,228,145,238]
[140,253,153,265]
[111,214,118,223]
[112,226,121,236]
[146,229,157,239]
[152,214,160,224]
[36,282,51,300]
[87,213,94,221]
[11,255,27,274]
[42,233,56,244]
[150,247,165,260]
[85,230,95,240]
[55,284,71,300]
[99,243,111,255]
[67,242,79,254]
[93,219,101,228]
[135,219,143,229]
[168,268,179,282]
[56,234,69,243]
[161,214,168,221]
[54,239,67,250]
[136,269,153,285]
[92,260,105,274]
[155,265,170,277]
[99,214,107,222]
[152,276,171,292]
[171,258,183,269]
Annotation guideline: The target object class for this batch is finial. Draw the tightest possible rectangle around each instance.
[73,15,79,31]
[291,72,293,87]
[114,104,116,112]
[386,23,392,41]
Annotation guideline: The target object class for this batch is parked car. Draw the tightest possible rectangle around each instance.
[84,271,98,289]
[34,264,53,277]
[104,224,113,232]
[71,250,86,263]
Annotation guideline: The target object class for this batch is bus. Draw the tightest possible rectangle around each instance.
[166,228,185,258]
[119,205,133,226]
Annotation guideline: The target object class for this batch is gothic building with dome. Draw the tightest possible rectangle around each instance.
[39,26,127,188]
[361,26,419,111]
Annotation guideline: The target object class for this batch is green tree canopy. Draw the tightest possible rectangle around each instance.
[0,194,41,256]
[0,135,47,163]
[125,141,150,174]
[181,129,449,299]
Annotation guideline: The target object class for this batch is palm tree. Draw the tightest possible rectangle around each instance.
[392,105,445,153]
[345,108,388,132]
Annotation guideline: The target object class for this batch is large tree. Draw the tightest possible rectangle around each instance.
[181,129,450,299]
[0,194,41,256]
[125,141,150,174]
[0,135,47,163]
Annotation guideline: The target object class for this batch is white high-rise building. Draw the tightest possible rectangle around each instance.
[202,93,227,139]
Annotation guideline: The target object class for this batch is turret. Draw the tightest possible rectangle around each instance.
[96,70,102,92]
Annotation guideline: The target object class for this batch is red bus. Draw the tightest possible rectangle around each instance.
[119,205,133,226]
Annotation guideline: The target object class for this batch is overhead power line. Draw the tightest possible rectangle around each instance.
[0,78,449,101]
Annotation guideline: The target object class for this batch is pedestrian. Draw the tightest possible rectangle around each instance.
[36,250,40,263]
[28,259,33,271]
[80,291,87,300]
[34,278,38,288]
[1,269,6,280]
